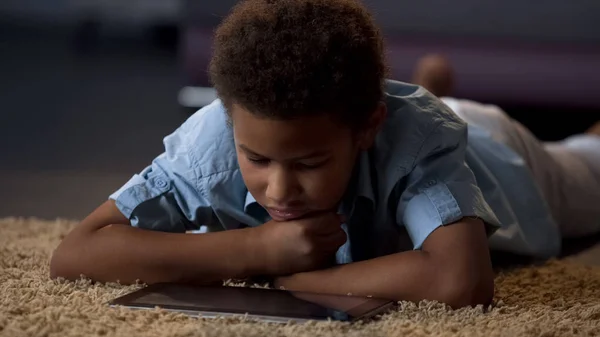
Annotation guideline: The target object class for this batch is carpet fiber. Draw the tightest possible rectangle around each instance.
[1,217,599,337]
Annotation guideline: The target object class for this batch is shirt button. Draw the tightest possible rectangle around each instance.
[155,178,168,189]
[428,180,436,186]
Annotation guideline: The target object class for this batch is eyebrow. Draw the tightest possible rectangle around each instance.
[238,144,330,161]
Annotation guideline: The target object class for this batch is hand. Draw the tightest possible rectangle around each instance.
[275,274,371,311]
[273,274,294,290]
[254,211,347,276]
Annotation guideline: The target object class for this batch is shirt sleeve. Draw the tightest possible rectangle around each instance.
[109,114,215,233]
[396,115,501,249]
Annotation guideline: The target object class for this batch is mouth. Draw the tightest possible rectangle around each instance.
[266,207,310,221]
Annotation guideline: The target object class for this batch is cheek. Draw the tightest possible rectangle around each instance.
[238,157,267,195]
[300,175,346,208]
[301,157,356,208]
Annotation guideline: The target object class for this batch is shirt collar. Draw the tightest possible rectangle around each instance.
[243,151,375,216]
[340,150,375,217]
[244,190,258,212]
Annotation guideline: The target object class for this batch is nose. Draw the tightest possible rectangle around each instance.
[265,167,300,205]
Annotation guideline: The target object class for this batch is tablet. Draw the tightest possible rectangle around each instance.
[108,283,395,323]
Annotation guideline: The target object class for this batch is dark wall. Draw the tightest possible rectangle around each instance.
[186,0,600,43]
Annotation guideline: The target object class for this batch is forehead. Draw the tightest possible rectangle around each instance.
[230,105,351,158]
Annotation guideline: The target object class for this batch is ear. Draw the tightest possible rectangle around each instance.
[358,102,387,150]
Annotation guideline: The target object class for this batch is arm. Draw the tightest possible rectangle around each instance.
[275,217,494,308]
[50,101,274,284]
[278,109,500,308]
[50,200,266,285]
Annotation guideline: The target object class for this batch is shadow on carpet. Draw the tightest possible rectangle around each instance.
[1,217,599,337]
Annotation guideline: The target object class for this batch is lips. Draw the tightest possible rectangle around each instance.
[266,207,309,221]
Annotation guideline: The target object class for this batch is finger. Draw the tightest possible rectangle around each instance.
[315,213,347,235]
[315,229,347,251]
[299,212,344,235]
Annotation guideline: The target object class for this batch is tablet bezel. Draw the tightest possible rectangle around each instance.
[108,283,395,323]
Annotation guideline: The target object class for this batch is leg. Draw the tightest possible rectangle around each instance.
[542,129,600,237]
[413,54,600,238]
[586,121,600,136]
[456,103,600,238]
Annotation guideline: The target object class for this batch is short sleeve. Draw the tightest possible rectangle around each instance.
[109,113,216,233]
[396,115,501,249]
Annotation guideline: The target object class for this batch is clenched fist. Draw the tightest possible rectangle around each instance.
[254,211,347,276]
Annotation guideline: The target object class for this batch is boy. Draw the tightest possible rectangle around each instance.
[50,0,600,309]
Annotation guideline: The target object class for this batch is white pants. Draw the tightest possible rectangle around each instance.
[443,98,600,238]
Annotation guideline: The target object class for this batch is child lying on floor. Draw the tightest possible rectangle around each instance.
[50,0,600,309]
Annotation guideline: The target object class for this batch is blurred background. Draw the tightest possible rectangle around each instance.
[0,0,599,220]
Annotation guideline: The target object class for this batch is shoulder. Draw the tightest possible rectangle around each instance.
[376,80,467,168]
[440,96,504,117]
[170,99,239,177]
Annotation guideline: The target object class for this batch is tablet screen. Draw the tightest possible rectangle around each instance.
[112,283,392,321]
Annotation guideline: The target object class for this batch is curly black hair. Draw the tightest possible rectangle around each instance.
[209,0,386,128]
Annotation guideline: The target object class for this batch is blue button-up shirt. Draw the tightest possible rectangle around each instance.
[109,80,561,262]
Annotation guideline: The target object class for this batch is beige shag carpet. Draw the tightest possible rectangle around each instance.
[1,217,600,337]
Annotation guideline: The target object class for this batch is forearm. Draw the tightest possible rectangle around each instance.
[278,218,495,308]
[278,251,433,299]
[277,251,484,307]
[51,224,265,285]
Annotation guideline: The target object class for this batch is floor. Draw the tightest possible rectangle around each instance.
[0,23,597,266]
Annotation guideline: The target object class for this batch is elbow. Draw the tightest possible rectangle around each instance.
[49,233,89,281]
[49,244,77,281]
[49,255,67,280]
[438,273,494,309]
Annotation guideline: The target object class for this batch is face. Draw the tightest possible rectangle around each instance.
[231,104,385,222]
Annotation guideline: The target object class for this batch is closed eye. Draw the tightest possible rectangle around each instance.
[296,160,328,170]
[248,157,270,166]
